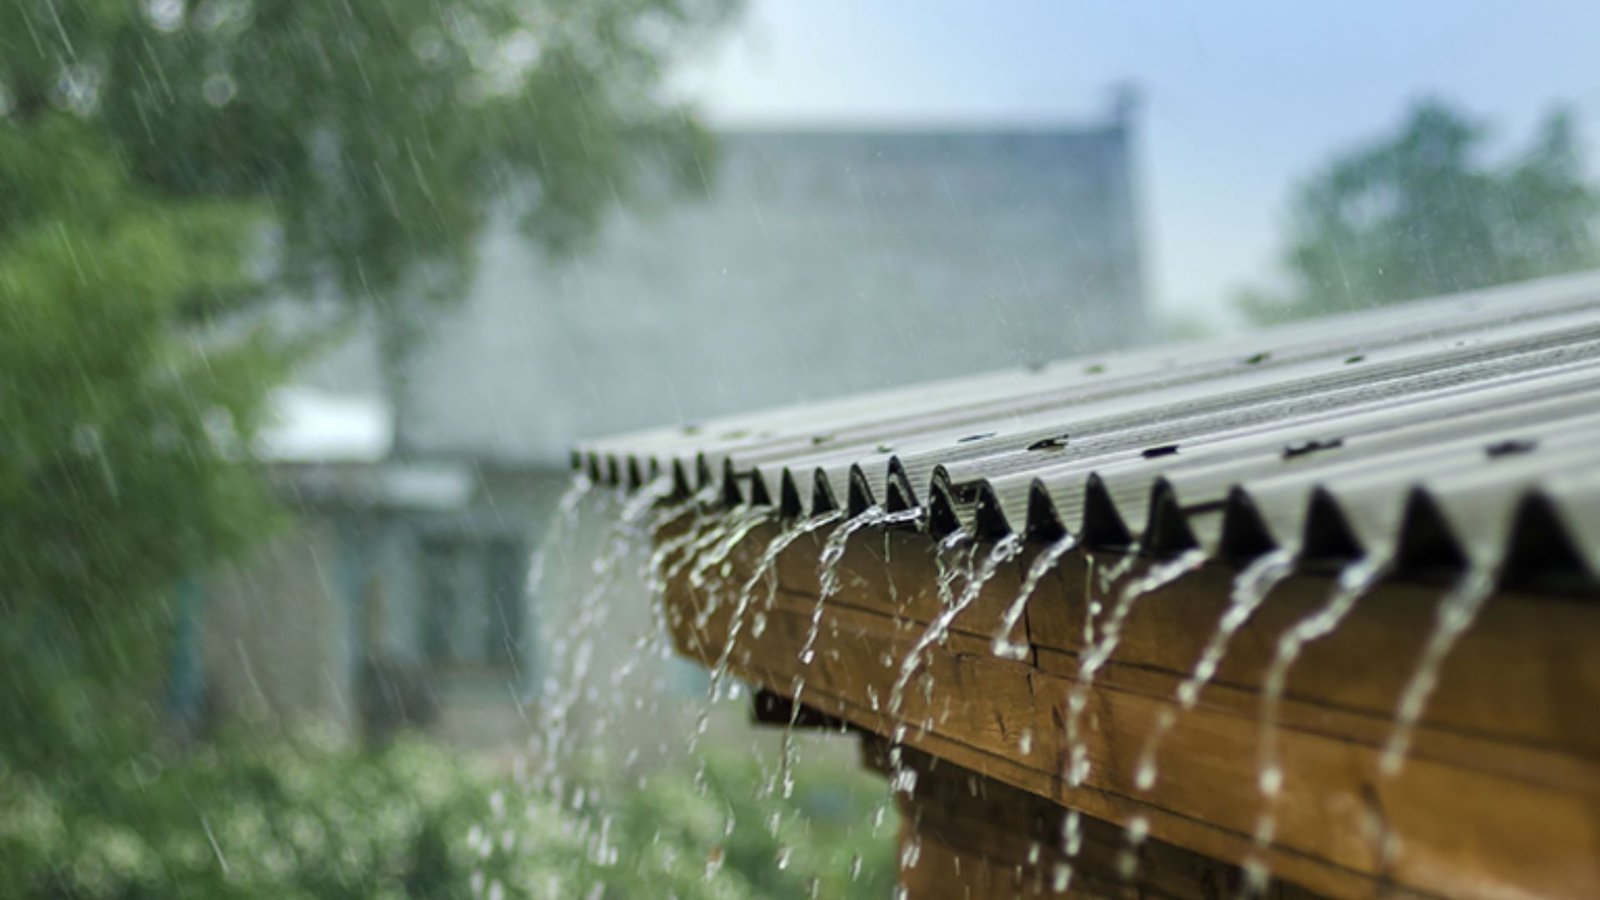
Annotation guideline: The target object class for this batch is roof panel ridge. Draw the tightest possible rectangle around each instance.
[1218,485,1284,564]
[1080,473,1136,551]
[847,464,878,517]
[885,456,921,513]
[1143,478,1203,557]
[926,467,967,537]
[1500,490,1597,595]
[1299,486,1369,569]
[970,480,1016,539]
[1025,479,1071,542]
[810,467,842,515]
[1394,488,1473,580]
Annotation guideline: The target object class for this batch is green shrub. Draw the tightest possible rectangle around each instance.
[0,736,896,900]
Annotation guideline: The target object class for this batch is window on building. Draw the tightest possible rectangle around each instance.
[420,537,527,674]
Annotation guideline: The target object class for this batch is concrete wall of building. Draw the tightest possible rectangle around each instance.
[199,518,358,737]
[195,466,578,750]
[306,122,1150,470]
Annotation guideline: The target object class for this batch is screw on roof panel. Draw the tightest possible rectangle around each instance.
[1485,439,1538,459]
[1027,433,1071,452]
[1283,438,1345,459]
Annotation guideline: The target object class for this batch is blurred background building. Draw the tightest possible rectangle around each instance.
[196,95,1151,747]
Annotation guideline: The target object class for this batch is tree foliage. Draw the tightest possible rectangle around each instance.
[0,112,280,769]
[0,0,738,761]
[1240,99,1600,323]
[1,0,735,303]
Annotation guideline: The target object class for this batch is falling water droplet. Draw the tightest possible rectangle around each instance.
[993,533,1077,659]
[1117,815,1150,881]
[1062,810,1082,858]
[890,532,1020,723]
[1381,567,1496,776]
[1134,549,1294,794]
[1250,557,1386,878]
[1064,549,1207,788]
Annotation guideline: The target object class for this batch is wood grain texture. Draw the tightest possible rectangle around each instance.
[659,521,1600,899]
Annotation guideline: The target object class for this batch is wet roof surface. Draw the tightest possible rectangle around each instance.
[576,271,1600,594]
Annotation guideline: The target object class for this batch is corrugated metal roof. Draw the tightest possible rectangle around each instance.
[575,271,1600,594]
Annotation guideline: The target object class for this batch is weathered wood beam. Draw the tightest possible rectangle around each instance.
[658,521,1600,899]
[863,739,1324,899]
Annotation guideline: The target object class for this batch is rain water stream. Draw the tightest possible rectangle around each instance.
[523,471,1507,897]
[992,533,1078,661]
[694,509,844,751]
[1380,567,1497,776]
[894,532,1023,745]
[1133,548,1297,793]
[778,506,924,800]
[1064,548,1208,790]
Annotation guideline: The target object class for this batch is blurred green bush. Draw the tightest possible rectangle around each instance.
[0,735,896,899]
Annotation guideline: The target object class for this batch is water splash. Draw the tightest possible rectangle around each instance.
[1116,814,1149,880]
[693,509,844,753]
[992,533,1078,660]
[525,473,595,604]
[778,505,920,800]
[642,484,720,592]
[804,506,921,666]
[1098,545,1145,593]
[660,504,745,591]
[531,483,662,785]
[933,528,976,609]
[1059,809,1082,884]
[1064,549,1207,788]
[621,474,679,526]
[1380,567,1496,776]
[1050,861,1072,893]
[687,505,778,593]
[1246,557,1387,891]
[686,506,780,638]
[671,506,779,774]
[1133,549,1296,792]
[888,532,1023,736]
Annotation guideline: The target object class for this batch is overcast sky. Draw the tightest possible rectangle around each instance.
[675,1,1600,328]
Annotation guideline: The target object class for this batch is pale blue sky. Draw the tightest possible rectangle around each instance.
[675,1,1600,327]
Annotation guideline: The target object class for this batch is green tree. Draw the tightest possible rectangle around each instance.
[0,114,280,770]
[0,0,737,766]
[1240,99,1600,323]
